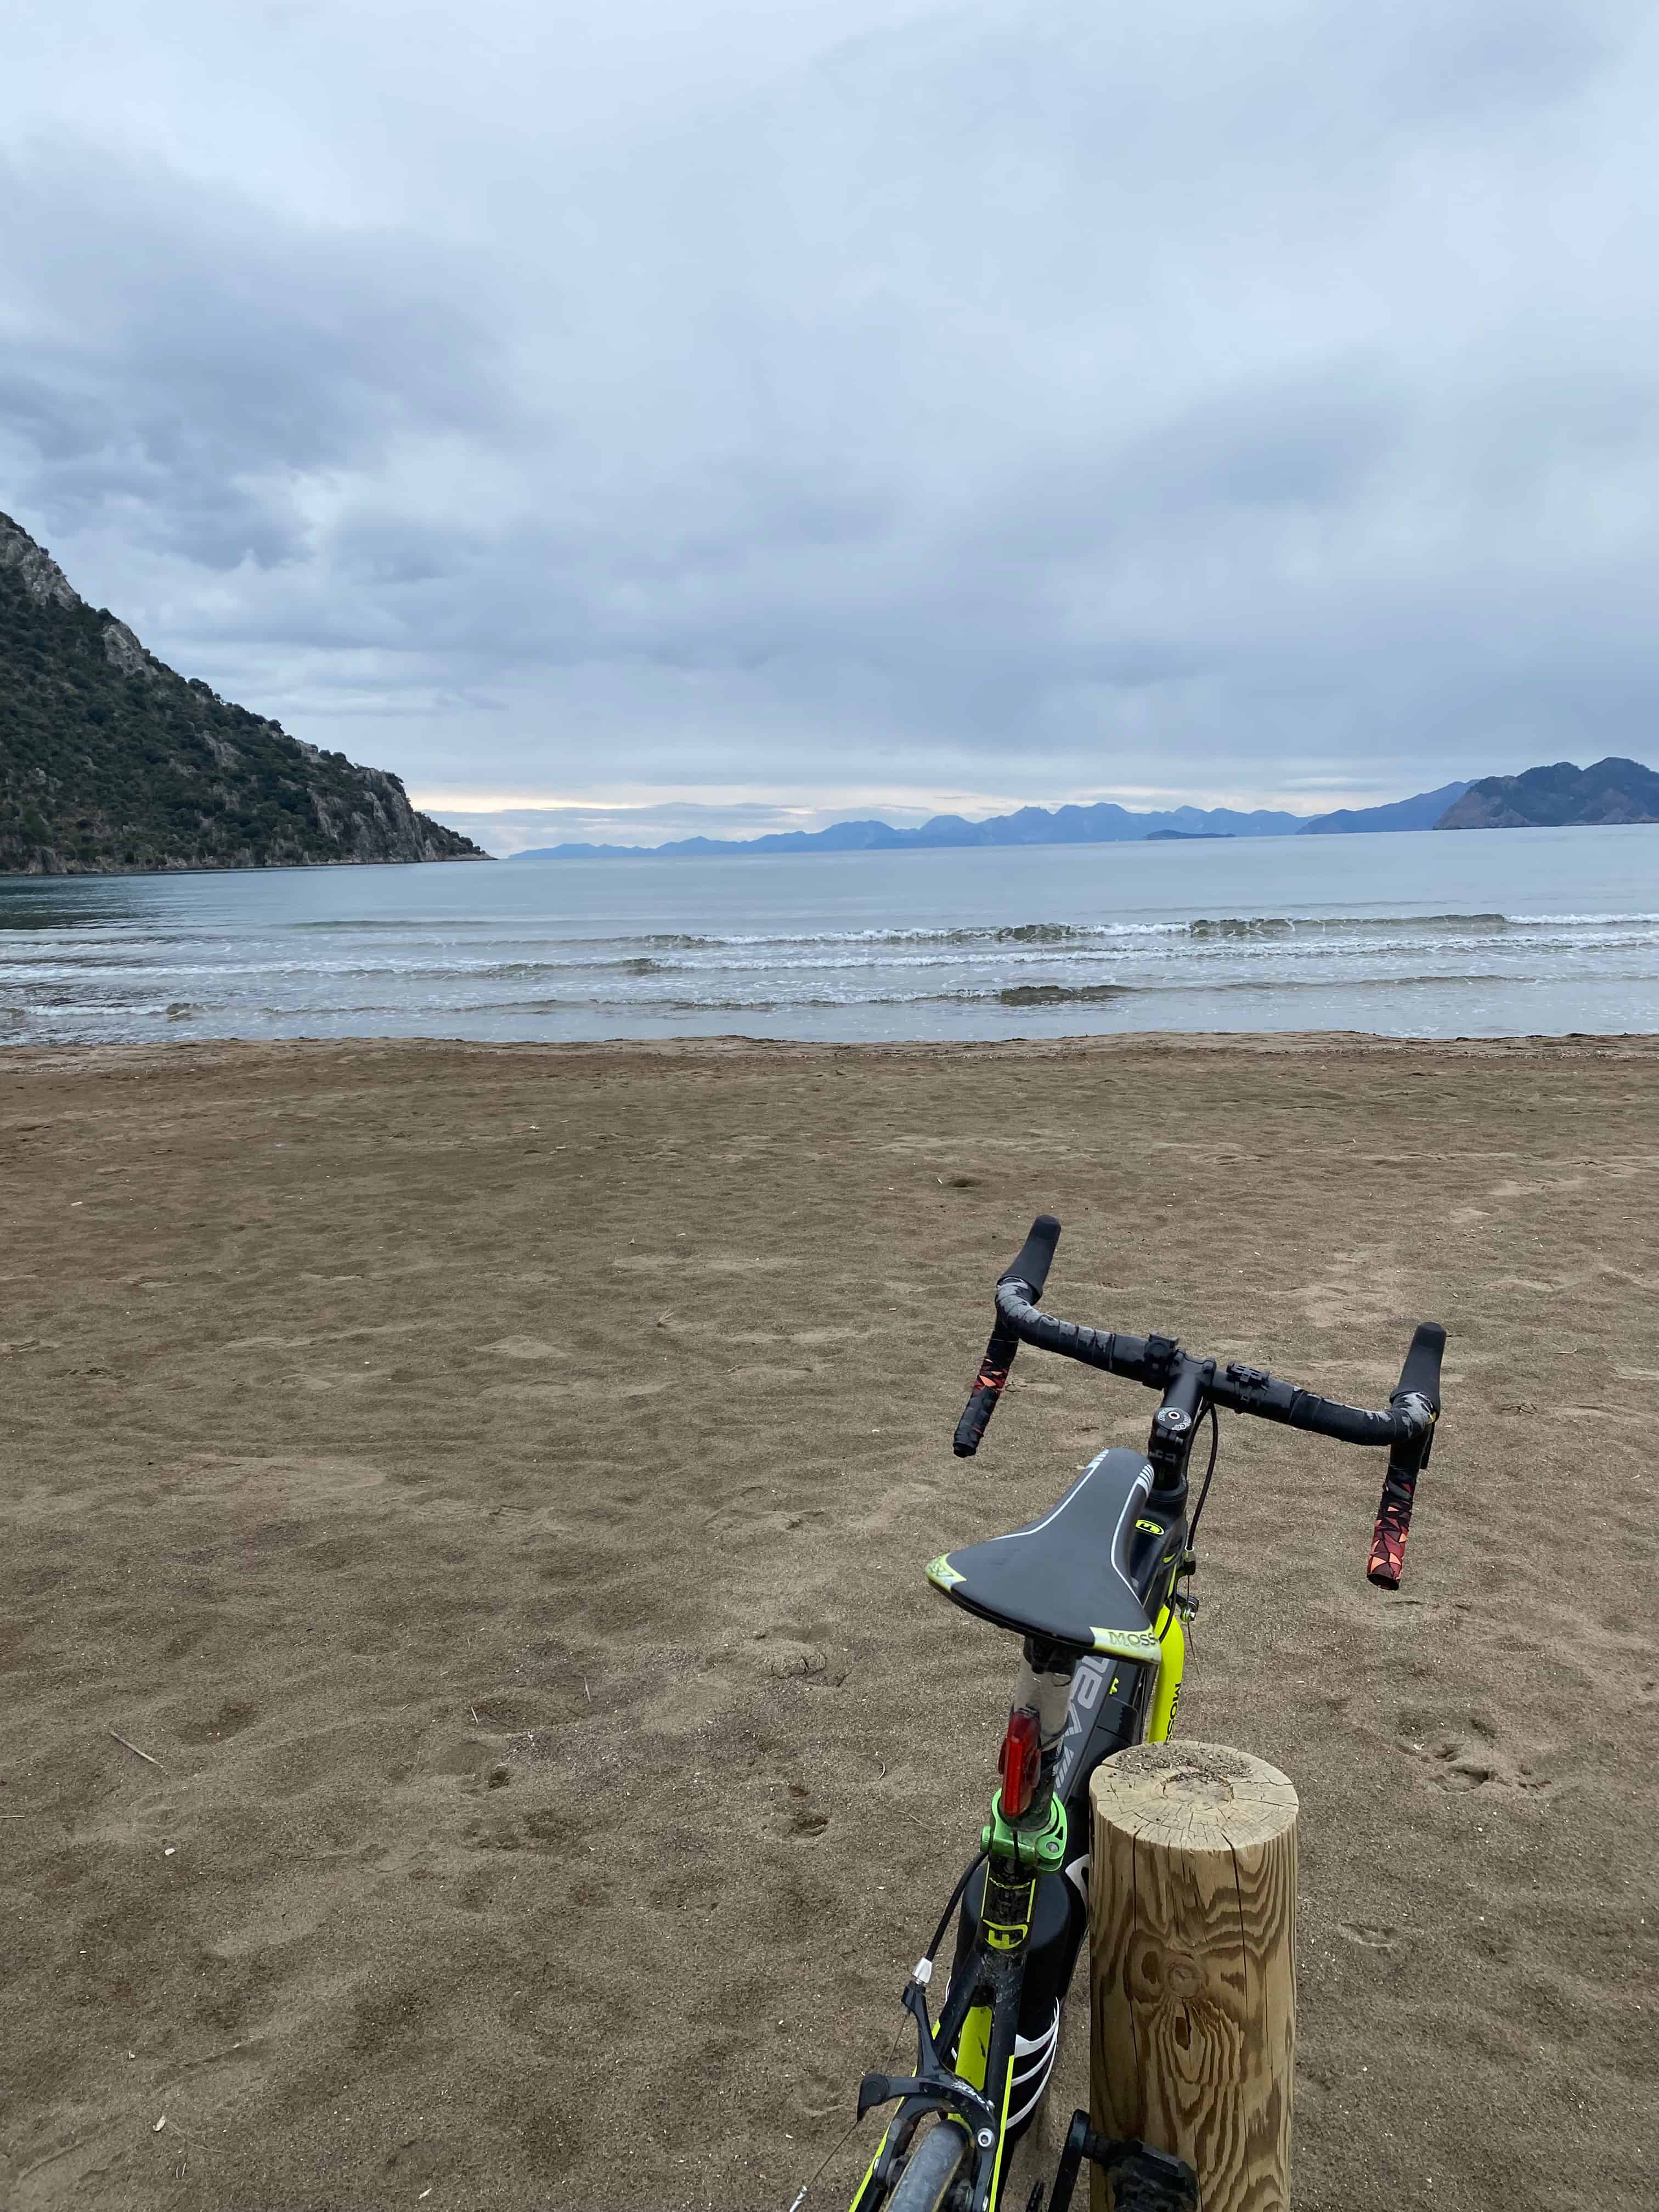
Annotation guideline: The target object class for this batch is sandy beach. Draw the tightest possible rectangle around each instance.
[2,1032,1655,2211]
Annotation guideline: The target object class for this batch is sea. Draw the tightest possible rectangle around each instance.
[2,823,1657,1047]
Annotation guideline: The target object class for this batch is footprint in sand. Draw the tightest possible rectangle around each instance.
[173,1696,259,1745]
[1291,1247,1409,1332]
[788,2059,848,2124]
[1400,1727,1554,1796]
[766,1780,831,1839]
[728,1627,850,1686]
[383,2138,442,2185]
[464,1806,575,1852]
[463,1688,583,1731]
[706,1500,831,1543]
[749,1637,829,1680]
[1337,1922,1407,1952]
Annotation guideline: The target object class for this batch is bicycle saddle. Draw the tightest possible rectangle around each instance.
[926,1448,1173,1662]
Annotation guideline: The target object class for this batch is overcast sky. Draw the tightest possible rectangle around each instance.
[5,2,1657,851]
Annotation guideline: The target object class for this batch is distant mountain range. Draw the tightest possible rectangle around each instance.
[1436,756,1659,830]
[519,799,1317,860]
[1298,780,1475,834]
[1,512,488,875]
[515,759,1659,860]
[513,782,1477,860]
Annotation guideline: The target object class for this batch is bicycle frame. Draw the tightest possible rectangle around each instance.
[849,1451,1191,2212]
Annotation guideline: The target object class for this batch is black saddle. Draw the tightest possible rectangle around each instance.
[926,1449,1172,1661]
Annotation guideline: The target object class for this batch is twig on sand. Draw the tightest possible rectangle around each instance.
[582,1675,591,1702]
[109,1729,163,1768]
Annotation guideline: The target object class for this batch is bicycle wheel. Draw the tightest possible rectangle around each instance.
[884,2120,972,2211]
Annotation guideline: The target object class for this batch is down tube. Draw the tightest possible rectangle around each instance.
[1146,1610,1185,1743]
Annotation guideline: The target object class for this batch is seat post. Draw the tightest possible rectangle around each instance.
[1013,1633,1078,1803]
[981,1635,1078,1887]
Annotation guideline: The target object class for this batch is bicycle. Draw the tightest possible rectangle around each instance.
[821,1213,1443,2212]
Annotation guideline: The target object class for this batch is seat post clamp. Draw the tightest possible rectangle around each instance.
[981,1788,1068,1877]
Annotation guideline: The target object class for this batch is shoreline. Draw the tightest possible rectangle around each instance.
[6,1025,1659,1081]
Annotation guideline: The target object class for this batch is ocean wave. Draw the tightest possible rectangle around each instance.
[576,911,1659,953]
[451,985,1145,1015]
[457,968,1650,1017]
[290,917,505,932]
[1514,912,1659,926]
[252,911,1659,960]
[1187,912,1511,938]
[1171,972,1518,994]
[995,982,1131,1006]
[465,956,677,979]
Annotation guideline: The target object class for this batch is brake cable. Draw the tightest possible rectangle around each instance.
[920,1846,989,1971]
[1186,1398,1220,1548]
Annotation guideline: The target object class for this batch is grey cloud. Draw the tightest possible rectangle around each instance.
[3,0,1658,814]
[0,149,509,568]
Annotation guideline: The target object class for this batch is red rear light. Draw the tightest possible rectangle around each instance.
[998,1706,1042,1818]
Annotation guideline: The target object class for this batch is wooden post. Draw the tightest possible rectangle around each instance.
[1088,1742,1297,2212]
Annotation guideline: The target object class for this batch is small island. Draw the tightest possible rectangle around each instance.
[1,512,488,875]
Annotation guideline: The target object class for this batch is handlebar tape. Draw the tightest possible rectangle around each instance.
[952,1216,1062,1457]
[952,1317,1019,1457]
[1392,1318,1446,1409]
[1368,1322,1445,1589]
[998,1215,1061,1301]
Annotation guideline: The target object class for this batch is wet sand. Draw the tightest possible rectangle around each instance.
[2,1034,1655,2211]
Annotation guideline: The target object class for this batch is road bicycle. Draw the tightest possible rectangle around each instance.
[809,1214,1443,2212]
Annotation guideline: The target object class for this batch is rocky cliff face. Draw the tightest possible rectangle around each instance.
[1435,757,1659,830]
[0,512,489,874]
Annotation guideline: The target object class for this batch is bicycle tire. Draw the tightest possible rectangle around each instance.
[883,2119,972,2211]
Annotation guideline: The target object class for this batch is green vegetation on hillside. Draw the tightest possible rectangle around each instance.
[1,512,487,874]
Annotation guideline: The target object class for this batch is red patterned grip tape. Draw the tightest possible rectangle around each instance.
[1368,1505,1408,1589]
[1367,1463,1418,1589]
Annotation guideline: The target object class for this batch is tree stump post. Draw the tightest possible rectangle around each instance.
[1088,1742,1298,2211]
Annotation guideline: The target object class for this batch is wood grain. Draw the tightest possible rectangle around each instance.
[1088,1742,1298,2212]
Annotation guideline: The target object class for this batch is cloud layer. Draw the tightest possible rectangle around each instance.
[5,2,1658,847]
